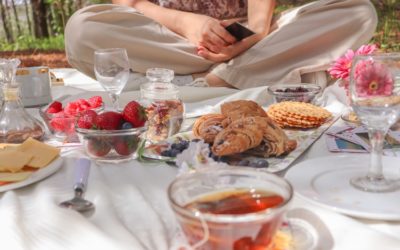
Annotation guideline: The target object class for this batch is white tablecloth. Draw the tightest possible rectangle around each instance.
[1,74,400,250]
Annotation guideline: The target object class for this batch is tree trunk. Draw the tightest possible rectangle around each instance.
[0,0,14,42]
[10,0,22,36]
[58,0,67,30]
[31,0,49,38]
[23,0,33,36]
[47,4,55,36]
[75,0,83,10]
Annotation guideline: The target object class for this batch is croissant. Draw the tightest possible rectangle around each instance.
[221,100,267,124]
[192,114,226,143]
[247,117,297,157]
[212,116,264,156]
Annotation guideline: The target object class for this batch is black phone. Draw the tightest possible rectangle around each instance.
[225,22,255,41]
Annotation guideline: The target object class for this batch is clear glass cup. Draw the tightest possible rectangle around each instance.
[168,167,293,250]
[140,68,184,143]
[349,53,400,192]
[94,48,130,111]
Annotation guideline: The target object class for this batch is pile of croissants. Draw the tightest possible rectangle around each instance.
[193,100,297,157]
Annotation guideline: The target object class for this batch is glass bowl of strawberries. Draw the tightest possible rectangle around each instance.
[39,96,104,142]
[75,101,147,162]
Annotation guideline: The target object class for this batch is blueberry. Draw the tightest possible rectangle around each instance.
[161,150,172,157]
[237,159,250,166]
[218,156,229,163]
[209,152,220,161]
[169,149,181,157]
[121,122,133,129]
[249,159,269,168]
[181,140,189,148]
[171,140,189,152]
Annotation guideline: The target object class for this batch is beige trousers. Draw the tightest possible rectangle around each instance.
[65,0,377,89]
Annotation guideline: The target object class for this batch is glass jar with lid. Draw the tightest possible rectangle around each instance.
[140,68,184,143]
[0,58,44,143]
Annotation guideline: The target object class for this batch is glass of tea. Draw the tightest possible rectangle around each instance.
[168,167,293,250]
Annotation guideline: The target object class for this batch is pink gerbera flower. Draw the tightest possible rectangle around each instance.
[328,44,379,90]
[355,44,378,56]
[328,49,354,80]
[355,61,394,97]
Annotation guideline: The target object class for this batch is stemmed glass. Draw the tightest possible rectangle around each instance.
[349,53,400,192]
[94,48,130,111]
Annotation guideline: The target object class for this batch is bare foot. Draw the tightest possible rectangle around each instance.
[205,73,235,88]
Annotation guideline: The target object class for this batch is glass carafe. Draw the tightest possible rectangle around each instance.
[0,58,44,143]
[140,68,184,143]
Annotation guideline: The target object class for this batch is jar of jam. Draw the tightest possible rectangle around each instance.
[140,68,184,143]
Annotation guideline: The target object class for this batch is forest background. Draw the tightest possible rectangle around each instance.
[0,0,399,68]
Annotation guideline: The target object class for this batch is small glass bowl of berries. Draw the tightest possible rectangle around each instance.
[267,84,321,103]
[75,101,147,162]
[39,96,104,142]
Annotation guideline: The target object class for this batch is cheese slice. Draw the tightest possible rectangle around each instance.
[0,150,33,172]
[0,172,32,182]
[0,144,19,150]
[17,138,60,168]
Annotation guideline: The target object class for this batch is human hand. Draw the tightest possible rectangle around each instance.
[182,14,237,53]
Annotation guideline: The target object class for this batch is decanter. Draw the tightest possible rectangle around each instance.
[0,58,44,143]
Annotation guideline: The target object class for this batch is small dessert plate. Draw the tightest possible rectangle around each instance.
[286,155,400,221]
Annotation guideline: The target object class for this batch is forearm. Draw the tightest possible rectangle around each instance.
[112,0,192,38]
[247,0,275,35]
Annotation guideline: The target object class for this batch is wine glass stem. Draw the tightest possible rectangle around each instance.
[109,93,119,111]
[367,128,386,179]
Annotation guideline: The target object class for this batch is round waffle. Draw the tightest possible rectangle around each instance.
[267,101,332,129]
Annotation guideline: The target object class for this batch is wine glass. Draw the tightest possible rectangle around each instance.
[349,53,400,192]
[94,48,130,111]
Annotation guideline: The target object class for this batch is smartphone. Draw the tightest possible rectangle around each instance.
[225,22,255,41]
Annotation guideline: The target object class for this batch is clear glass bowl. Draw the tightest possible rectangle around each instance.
[39,104,104,143]
[75,126,146,162]
[268,84,321,103]
[168,167,293,249]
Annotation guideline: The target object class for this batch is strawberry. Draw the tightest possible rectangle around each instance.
[47,101,63,113]
[95,111,123,130]
[122,101,147,128]
[87,137,111,157]
[77,110,98,129]
[88,96,103,108]
[113,136,140,156]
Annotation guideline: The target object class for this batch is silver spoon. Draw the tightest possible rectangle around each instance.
[59,158,94,213]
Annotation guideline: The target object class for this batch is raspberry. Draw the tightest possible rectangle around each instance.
[76,99,91,110]
[64,102,79,116]
[50,117,66,132]
[88,96,103,108]
[47,101,63,114]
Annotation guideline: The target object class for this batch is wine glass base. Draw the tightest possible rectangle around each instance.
[341,109,360,125]
[350,176,400,193]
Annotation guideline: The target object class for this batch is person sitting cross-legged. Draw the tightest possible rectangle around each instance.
[65,0,377,89]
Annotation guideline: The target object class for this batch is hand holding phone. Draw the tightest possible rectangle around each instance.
[225,22,255,41]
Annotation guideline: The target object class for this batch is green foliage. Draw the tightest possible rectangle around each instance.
[0,35,65,51]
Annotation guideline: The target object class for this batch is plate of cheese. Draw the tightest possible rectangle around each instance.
[0,138,62,192]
